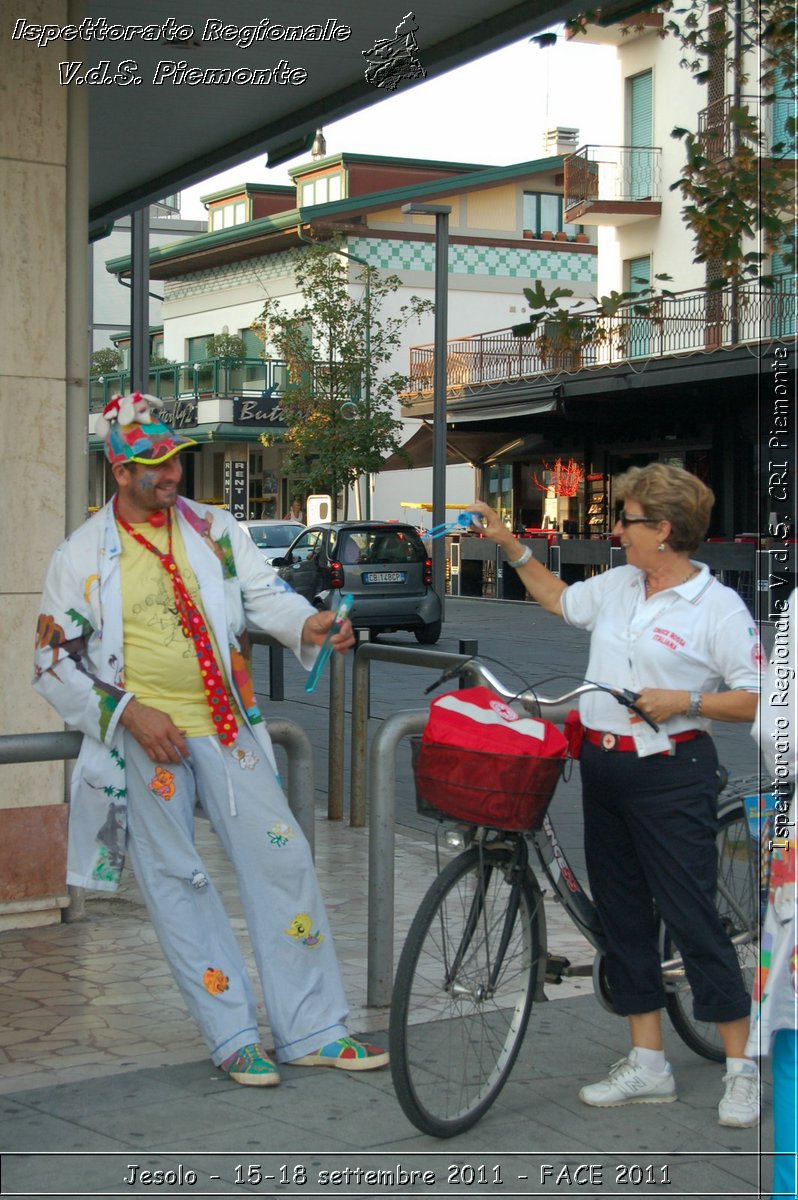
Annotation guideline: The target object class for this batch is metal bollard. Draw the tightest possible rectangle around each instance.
[248,631,285,701]
[0,719,316,930]
[327,649,345,820]
[458,638,478,688]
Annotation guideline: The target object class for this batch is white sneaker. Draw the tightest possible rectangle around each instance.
[579,1051,677,1107]
[718,1068,760,1128]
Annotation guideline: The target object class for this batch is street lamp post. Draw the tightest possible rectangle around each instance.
[401,203,451,617]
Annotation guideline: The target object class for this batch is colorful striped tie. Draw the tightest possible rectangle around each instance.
[115,501,239,746]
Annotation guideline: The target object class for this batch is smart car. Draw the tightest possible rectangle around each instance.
[273,521,442,643]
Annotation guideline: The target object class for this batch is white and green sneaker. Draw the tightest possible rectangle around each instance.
[579,1050,676,1107]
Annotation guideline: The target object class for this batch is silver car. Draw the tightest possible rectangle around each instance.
[239,519,305,565]
[273,521,442,643]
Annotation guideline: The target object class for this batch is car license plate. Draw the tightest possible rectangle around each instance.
[363,571,406,584]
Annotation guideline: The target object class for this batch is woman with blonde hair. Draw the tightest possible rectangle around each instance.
[471,462,763,1127]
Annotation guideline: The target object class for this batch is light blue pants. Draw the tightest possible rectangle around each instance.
[124,727,349,1066]
[773,1029,798,1200]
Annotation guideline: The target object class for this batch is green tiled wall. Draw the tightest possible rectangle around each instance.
[349,237,596,283]
[163,236,596,303]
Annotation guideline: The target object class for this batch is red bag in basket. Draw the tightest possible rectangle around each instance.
[416,688,567,830]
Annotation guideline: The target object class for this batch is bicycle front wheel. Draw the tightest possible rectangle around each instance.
[662,794,759,1061]
[389,843,542,1138]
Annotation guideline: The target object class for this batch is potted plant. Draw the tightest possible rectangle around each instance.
[512,278,673,369]
[512,283,589,369]
[206,332,247,359]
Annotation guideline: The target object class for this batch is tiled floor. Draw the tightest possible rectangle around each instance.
[0,810,594,1096]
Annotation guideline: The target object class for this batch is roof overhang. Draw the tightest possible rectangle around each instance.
[83,0,597,226]
[105,154,568,279]
[380,423,522,469]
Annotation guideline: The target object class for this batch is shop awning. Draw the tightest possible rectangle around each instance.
[88,422,283,452]
[484,433,547,463]
[380,424,521,470]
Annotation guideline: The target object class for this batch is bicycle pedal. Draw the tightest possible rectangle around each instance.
[545,953,571,983]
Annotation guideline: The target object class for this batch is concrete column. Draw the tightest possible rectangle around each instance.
[0,1,73,928]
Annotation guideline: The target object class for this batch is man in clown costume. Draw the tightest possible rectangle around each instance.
[33,393,388,1085]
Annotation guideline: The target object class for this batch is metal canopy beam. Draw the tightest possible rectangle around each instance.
[83,0,591,224]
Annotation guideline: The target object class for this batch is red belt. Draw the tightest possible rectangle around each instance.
[584,728,705,753]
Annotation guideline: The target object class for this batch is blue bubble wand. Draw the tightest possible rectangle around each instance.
[425,512,483,540]
[304,594,355,694]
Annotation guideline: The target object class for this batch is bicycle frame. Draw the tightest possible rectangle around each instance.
[426,659,756,992]
[437,659,625,967]
[530,814,606,952]
[389,659,764,1138]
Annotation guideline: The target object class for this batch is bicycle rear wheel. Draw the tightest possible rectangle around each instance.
[662,794,759,1061]
[389,843,542,1138]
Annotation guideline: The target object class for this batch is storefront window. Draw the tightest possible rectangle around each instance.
[485,463,513,526]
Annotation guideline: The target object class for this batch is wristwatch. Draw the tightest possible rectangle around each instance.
[686,691,703,719]
[507,545,532,569]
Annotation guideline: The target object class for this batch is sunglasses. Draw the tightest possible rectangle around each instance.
[619,510,659,527]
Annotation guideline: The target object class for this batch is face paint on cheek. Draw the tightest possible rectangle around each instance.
[138,471,157,491]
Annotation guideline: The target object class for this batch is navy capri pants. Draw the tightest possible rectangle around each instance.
[581,734,751,1024]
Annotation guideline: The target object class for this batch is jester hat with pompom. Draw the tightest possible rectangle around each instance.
[97,393,196,465]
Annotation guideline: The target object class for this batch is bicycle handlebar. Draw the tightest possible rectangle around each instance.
[428,658,659,731]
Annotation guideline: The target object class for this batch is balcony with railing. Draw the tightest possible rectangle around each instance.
[563,144,662,225]
[404,277,796,401]
[89,357,290,412]
[698,94,794,163]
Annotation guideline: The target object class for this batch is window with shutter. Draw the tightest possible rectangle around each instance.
[627,70,653,200]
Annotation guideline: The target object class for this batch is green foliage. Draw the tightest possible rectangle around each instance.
[206,332,247,358]
[512,277,674,354]
[561,0,795,285]
[251,241,433,507]
[91,347,175,374]
[90,347,123,375]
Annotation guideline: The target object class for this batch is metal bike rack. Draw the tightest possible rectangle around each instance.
[0,718,316,921]
[350,643,476,827]
[364,663,577,1007]
[366,709,427,1007]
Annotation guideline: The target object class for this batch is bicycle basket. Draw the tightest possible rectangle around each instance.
[411,687,567,831]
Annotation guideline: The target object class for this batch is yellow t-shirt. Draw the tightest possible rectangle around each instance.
[119,518,224,736]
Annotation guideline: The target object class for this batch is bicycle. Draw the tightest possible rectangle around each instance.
[389,659,765,1139]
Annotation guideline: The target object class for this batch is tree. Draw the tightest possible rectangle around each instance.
[251,241,433,515]
[664,0,795,285]
[90,347,123,375]
[206,332,247,358]
[90,347,175,375]
[536,0,796,287]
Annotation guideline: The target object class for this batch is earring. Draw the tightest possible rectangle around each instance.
[657,542,666,553]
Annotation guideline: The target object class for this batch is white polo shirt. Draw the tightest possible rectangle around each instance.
[561,562,763,735]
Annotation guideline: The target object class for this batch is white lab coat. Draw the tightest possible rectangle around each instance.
[33,497,317,890]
